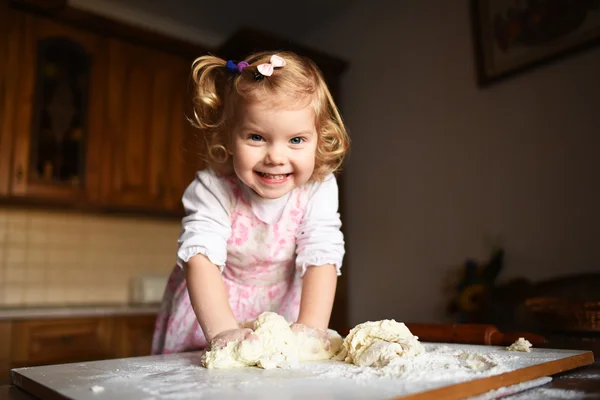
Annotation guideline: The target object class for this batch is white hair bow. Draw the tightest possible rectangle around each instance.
[256,55,286,77]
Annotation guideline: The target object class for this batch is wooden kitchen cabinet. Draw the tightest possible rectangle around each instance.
[113,315,157,358]
[1,6,203,215]
[0,313,158,385]
[10,317,115,368]
[5,11,106,204]
[100,40,173,211]
[100,41,200,213]
[0,321,11,384]
[162,56,205,212]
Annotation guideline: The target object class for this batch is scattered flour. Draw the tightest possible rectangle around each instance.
[90,385,104,393]
[69,344,515,398]
[507,387,591,399]
[561,370,600,380]
[34,333,592,400]
[291,343,511,393]
[458,352,497,371]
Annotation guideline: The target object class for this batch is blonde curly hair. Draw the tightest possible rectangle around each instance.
[190,51,350,181]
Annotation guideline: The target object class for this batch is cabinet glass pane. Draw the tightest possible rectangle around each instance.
[29,37,90,186]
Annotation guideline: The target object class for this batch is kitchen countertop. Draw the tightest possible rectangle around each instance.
[0,304,160,320]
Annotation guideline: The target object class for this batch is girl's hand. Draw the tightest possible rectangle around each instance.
[209,328,257,350]
[290,323,331,353]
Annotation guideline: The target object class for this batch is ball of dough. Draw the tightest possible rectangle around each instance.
[334,319,425,367]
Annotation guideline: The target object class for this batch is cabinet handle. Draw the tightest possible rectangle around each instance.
[15,165,24,182]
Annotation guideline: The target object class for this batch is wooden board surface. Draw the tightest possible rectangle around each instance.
[11,343,594,400]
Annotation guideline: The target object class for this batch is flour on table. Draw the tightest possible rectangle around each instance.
[506,337,533,352]
[202,312,342,369]
[562,370,600,379]
[506,387,589,399]
[458,352,496,371]
[334,319,425,367]
[90,385,104,393]
[466,377,552,400]
[32,342,586,400]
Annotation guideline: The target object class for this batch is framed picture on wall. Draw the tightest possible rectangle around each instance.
[471,0,600,86]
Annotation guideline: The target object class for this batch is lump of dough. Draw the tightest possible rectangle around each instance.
[202,312,342,369]
[296,328,343,361]
[506,337,532,352]
[202,312,296,369]
[335,319,425,367]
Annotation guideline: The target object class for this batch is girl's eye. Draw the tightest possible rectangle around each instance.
[249,134,264,142]
[290,137,304,145]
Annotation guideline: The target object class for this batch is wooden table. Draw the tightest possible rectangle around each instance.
[1,362,597,400]
[1,344,597,400]
[3,362,594,399]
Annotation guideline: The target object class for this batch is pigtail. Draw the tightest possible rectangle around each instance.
[190,55,231,166]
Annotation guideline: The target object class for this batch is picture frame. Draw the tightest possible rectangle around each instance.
[471,0,600,86]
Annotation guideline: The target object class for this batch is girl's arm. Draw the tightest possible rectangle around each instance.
[185,254,239,342]
[177,170,239,344]
[296,264,338,329]
[295,174,345,331]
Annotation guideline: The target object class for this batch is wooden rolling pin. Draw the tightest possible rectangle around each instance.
[405,323,547,346]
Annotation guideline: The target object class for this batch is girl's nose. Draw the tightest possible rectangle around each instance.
[265,145,285,165]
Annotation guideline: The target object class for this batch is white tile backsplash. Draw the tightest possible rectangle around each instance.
[0,207,180,306]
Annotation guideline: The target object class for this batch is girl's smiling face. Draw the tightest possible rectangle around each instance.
[230,100,318,199]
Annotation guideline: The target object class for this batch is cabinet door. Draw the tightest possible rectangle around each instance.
[101,41,174,211]
[162,55,205,213]
[0,321,11,385]
[9,13,105,202]
[10,318,115,367]
[114,315,156,358]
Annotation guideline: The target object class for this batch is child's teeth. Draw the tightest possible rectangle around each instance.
[261,173,286,180]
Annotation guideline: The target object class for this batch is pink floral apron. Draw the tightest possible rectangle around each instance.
[151,180,308,354]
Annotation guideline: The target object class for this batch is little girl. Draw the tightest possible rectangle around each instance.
[151,51,350,355]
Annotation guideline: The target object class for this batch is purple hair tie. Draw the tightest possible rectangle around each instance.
[237,61,249,73]
[226,60,249,74]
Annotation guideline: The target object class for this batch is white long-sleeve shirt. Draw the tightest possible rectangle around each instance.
[176,168,345,276]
